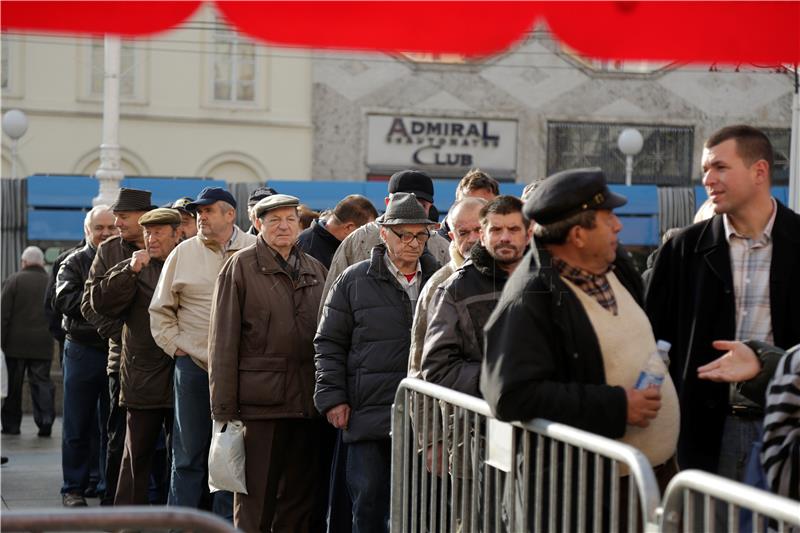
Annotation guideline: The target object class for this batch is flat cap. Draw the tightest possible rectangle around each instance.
[138,208,181,226]
[388,169,434,203]
[523,167,626,225]
[254,194,300,218]
[171,197,196,216]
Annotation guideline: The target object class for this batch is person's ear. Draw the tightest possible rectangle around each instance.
[751,159,770,186]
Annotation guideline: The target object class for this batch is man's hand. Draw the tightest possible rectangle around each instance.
[326,403,350,429]
[697,340,760,383]
[130,250,150,273]
[625,388,661,428]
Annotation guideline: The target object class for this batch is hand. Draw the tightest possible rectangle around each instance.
[174,348,188,357]
[326,403,350,430]
[697,340,760,383]
[625,387,661,428]
[426,443,446,476]
[130,250,150,273]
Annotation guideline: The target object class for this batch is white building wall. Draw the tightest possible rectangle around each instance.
[1,4,313,183]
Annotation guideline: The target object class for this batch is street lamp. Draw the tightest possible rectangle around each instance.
[617,128,643,186]
[2,109,28,179]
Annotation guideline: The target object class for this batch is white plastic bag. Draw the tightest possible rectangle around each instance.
[208,420,248,494]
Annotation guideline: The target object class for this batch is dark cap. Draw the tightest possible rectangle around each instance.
[247,186,278,208]
[138,208,181,227]
[377,192,433,226]
[254,194,300,218]
[388,170,434,203]
[171,197,196,217]
[523,167,627,225]
[111,188,156,212]
[186,187,236,210]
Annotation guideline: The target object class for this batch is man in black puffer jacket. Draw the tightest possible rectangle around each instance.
[314,193,440,533]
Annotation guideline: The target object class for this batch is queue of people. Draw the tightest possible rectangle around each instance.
[3,123,796,532]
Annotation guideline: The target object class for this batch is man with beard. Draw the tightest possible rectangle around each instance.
[91,208,181,505]
[421,195,530,397]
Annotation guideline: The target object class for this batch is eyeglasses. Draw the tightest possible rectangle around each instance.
[388,227,430,244]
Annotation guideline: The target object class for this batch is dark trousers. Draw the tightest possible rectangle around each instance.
[328,430,353,533]
[103,371,127,504]
[115,408,173,505]
[234,418,324,533]
[61,340,109,494]
[1,357,55,433]
[346,439,392,533]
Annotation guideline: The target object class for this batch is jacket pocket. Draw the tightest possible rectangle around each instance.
[238,355,287,406]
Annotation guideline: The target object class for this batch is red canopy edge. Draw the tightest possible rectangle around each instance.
[2,1,798,64]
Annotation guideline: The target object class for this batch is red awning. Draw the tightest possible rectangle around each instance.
[2,1,799,64]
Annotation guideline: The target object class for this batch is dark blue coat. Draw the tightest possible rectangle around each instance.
[314,244,440,442]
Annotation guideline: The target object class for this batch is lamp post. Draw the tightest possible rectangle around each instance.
[2,109,28,179]
[92,35,124,206]
[617,128,644,186]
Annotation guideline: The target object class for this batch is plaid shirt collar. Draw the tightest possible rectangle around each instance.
[552,256,618,315]
[723,197,777,246]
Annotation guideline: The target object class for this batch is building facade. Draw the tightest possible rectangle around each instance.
[1,4,313,183]
[312,29,794,185]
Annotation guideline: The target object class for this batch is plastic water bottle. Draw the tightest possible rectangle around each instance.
[634,340,671,390]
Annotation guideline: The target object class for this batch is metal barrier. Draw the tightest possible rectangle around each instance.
[0,506,238,532]
[390,378,662,532]
[660,470,800,533]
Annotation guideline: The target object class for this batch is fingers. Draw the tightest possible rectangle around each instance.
[712,340,737,352]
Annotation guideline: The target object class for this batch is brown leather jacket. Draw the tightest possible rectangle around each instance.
[209,236,327,422]
[92,258,174,410]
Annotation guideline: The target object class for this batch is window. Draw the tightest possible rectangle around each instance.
[547,122,694,185]
[211,20,255,103]
[763,128,790,185]
[89,39,138,98]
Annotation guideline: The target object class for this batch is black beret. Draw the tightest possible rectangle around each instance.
[523,167,626,225]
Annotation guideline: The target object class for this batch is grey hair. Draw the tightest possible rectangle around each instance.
[217,201,235,215]
[446,197,487,228]
[84,204,112,231]
[21,246,45,266]
[533,210,597,245]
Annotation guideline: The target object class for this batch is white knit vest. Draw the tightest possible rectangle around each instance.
[561,272,679,467]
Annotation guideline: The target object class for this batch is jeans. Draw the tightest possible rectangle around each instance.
[346,439,391,533]
[1,357,55,433]
[169,356,233,521]
[61,340,109,494]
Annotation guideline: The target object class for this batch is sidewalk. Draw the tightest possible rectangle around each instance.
[1,416,103,510]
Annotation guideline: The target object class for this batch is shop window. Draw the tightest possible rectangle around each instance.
[547,121,694,185]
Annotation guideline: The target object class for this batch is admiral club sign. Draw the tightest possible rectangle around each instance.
[367,115,517,172]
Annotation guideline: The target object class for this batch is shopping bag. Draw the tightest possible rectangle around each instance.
[208,419,248,494]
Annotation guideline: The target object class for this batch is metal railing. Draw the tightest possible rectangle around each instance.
[660,470,800,533]
[0,506,238,532]
[390,378,662,532]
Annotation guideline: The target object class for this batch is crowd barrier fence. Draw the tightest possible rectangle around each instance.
[391,378,800,533]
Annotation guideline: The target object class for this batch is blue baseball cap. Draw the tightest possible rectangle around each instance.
[186,187,237,210]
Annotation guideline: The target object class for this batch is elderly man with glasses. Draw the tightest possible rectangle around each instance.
[314,192,440,533]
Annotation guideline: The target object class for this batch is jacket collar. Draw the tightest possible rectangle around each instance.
[312,218,341,246]
[367,243,440,287]
[467,243,511,281]
[255,235,319,282]
[198,225,248,253]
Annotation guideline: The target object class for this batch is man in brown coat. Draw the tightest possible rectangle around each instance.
[209,194,327,533]
[92,208,181,505]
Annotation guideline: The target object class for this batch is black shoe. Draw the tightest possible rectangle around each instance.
[62,492,88,507]
[1,428,20,435]
[37,425,52,437]
[84,484,98,498]
[1,456,8,465]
